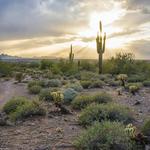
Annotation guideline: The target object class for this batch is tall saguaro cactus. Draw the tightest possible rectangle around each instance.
[96,21,106,74]
[69,44,74,63]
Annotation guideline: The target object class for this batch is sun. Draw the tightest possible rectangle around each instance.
[78,8,125,49]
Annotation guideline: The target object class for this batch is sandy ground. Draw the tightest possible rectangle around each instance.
[0,79,34,106]
[0,80,149,150]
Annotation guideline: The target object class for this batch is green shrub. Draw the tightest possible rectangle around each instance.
[39,89,53,101]
[3,97,46,121]
[28,80,48,88]
[80,71,99,80]
[15,72,24,83]
[106,79,120,86]
[28,80,38,88]
[72,92,112,110]
[0,62,12,77]
[48,79,61,87]
[28,85,41,94]
[89,80,105,88]
[143,80,150,87]
[142,119,150,136]
[72,95,92,110]
[74,121,135,150]
[128,75,145,83]
[3,97,28,114]
[67,83,83,92]
[79,103,133,126]
[80,80,92,89]
[63,88,78,103]
[9,100,46,121]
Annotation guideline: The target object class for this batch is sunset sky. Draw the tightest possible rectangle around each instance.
[0,0,150,59]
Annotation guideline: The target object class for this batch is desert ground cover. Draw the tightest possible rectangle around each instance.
[0,53,150,150]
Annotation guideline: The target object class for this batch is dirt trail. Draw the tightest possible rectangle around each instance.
[0,80,32,106]
[0,114,81,150]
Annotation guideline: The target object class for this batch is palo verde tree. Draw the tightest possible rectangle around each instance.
[69,44,74,63]
[96,21,106,74]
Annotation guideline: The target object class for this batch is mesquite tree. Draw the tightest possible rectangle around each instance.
[96,21,106,74]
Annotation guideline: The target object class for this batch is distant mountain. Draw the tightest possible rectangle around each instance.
[0,54,22,60]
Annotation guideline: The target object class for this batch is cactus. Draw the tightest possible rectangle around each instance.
[51,91,64,105]
[96,21,106,74]
[69,44,74,63]
[117,74,128,87]
[78,60,80,71]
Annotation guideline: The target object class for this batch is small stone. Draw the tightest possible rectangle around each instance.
[134,101,141,105]
[56,127,63,133]
[0,112,8,126]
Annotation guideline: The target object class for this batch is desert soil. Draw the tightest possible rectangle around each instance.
[0,80,150,150]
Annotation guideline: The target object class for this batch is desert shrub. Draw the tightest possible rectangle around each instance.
[38,80,49,88]
[99,74,112,81]
[142,119,150,136]
[28,80,38,88]
[39,89,53,101]
[74,121,135,150]
[80,60,97,72]
[10,100,45,121]
[63,88,78,103]
[28,85,41,94]
[28,80,48,88]
[3,97,28,114]
[48,79,61,87]
[3,97,46,121]
[67,82,83,92]
[72,92,112,110]
[79,103,133,126]
[15,72,24,83]
[89,80,105,88]
[104,53,136,75]
[72,95,92,109]
[80,80,92,89]
[128,75,145,83]
[106,79,120,86]
[143,80,150,87]
[40,59,53,70]
[80,71,99,81]
[0,61,12,77]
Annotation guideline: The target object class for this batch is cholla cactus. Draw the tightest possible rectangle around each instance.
[69,44,74,63]
[129,85,139,95]
[51,91,64,105]
[117,74,128,87]
[96,21,106,74]
[125,124,137,138]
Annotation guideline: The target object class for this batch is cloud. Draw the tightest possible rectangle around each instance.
[125,39,150,59]
[108,29,140,38]
[0,0,150,59]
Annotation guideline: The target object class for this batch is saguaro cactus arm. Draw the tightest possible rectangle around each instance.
[96,21,106,74]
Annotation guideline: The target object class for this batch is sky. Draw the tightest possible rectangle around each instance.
[0,0,150,59]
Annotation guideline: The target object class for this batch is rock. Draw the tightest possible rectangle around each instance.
[34,145,51,150]
[56,127,63,133]
[0,112,8,126]
[134,101,141,105]
[145,145,150,150]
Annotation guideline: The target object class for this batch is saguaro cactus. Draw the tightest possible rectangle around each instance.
[69,44,74,63]
[96,21,106,74]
